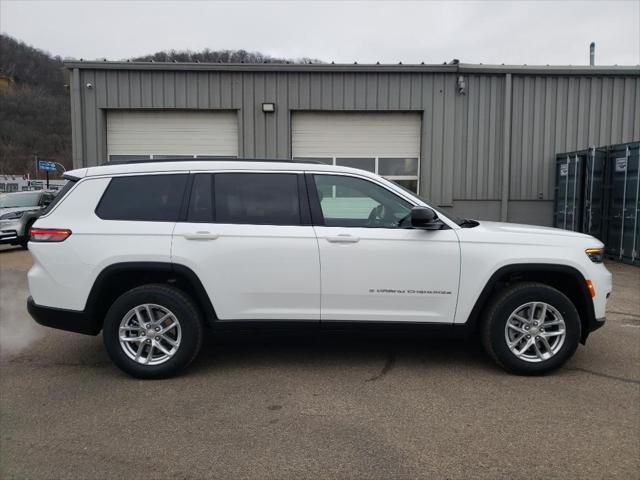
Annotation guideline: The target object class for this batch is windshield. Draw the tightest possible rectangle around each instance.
[390,180,466,225]
[0,192,41,208]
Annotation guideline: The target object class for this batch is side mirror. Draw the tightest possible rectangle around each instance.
[410,207,441,230]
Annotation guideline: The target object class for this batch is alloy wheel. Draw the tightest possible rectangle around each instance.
[504,302,566,363]
[118,304,182,366]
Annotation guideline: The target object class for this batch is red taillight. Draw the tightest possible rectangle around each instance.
[29,228,72,242]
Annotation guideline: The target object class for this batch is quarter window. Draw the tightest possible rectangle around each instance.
[96,174,188,222]
[314,175,412,228]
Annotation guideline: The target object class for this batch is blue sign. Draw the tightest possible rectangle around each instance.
[38,160,57,172]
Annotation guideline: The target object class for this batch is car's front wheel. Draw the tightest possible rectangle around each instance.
[103,284,204,379]
[481,282,581,375]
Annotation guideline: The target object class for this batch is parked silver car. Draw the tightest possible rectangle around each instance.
[0,190,57,248]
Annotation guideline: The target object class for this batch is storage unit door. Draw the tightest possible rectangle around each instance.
[291,112,422,193]
[605,142,640,265]
[553,152,585,232]
[106,111,238,161]
[582,147,607,240]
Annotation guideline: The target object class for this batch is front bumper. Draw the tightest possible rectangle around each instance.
[588,316,606,333]
[27,296,101,335]
[0,218,25,244]
[581,316,606,344]
[0,229,19,244]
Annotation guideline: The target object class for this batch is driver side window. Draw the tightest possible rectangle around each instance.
[313,175,412,228]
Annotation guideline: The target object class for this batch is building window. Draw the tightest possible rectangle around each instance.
[109,155,152,162]
[336,158,376,173]
[295,156,420,193]
[108,154,236,163]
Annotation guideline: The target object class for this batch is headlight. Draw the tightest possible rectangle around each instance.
[0,211,24,220]
[585,247,604,263]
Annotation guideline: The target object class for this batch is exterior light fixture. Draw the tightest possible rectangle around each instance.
[262,103,275,113]
[456,75,466,95]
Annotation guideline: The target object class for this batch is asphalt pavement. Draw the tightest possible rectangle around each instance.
[1,246,638,479]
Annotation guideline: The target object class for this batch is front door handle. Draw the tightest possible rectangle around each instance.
[325,234,360,243]
[183,231,219,241]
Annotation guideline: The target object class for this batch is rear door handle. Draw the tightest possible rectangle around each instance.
[183,231,219,241]
[325,234,360,243]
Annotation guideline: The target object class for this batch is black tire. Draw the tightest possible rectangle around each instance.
[481,282,581,375]
[103,284,204,379]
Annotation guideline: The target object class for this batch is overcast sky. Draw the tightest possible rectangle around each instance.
[1,0,639,65]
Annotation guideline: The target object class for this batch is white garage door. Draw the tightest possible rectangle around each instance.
[106,111,238,161]
[292,112,422,192]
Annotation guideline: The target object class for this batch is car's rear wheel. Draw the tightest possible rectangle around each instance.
[481,282,581,375]
[103,284,204,379]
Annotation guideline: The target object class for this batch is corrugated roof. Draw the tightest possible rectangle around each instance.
[63,61,640,76]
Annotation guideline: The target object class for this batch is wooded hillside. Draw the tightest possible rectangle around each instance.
[0,35,317,176]
[0,35,71,176]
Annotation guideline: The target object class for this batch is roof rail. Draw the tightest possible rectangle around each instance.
[101,157,326,166]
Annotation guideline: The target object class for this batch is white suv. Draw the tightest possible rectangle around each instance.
[26,159,611,378]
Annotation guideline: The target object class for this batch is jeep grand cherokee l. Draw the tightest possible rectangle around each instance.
[26,159,611,378]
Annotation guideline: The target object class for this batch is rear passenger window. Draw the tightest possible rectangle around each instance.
[187,173,301,225]
[96,174,188,221]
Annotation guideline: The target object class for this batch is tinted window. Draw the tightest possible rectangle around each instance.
[96,174,188,221]
[41,193,55,205]
[314,175,411,228]
[204,173,301,225]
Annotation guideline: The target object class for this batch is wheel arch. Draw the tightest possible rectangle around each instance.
[20,211,41,238]
[86,262,217,332]
[466,263,596,344]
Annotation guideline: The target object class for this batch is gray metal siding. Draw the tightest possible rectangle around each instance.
[71,67,640,207]
[509,75,640,200]
[452,75,505,201]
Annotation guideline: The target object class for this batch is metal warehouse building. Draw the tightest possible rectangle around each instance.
[65,61,640,225]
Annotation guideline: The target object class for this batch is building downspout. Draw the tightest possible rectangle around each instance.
[70,68,84,168]
[500,73,512,221]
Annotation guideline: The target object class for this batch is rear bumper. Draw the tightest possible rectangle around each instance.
[27,296,101,335]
